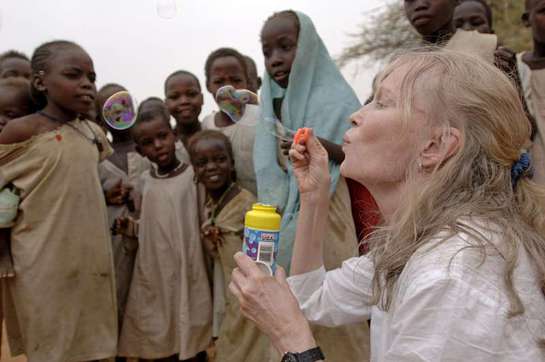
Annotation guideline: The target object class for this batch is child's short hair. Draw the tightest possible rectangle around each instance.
[30,40,83,110]
[187,129,234,165]
[98,83,126,95]
[0,50,29,67]
[204,48,249,86]
[459,0,493,30]
[134,97,171,129]
[164,70,201,93]
[263,10,300,37]
[0,77,36,112]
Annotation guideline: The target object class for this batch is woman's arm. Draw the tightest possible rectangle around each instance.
[288,131,331,275]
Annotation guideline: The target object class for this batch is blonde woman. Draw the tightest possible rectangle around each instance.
[229,50,545,362]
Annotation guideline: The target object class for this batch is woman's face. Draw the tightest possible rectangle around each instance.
[341,65,429,187]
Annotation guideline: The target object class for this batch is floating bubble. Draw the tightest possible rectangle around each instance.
[216,85,258,122]
[156,0,177,19]
[102,91,137,130]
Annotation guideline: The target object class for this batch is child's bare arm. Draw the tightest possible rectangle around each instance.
[0,229,14,278]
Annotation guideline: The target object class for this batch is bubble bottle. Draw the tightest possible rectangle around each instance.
[243,204,281,274]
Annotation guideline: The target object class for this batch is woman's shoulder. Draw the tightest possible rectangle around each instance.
[0,114,45,144]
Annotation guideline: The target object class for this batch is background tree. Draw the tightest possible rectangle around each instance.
[338,0,531,68]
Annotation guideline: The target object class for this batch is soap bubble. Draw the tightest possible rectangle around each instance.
[216,85,259,123]
[156,0,177,19]
[102,91,138,130]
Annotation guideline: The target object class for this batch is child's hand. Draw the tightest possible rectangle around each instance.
[202,226,223,258]
[113,216,138,238]
[494,46,516,74]
[281,140,293,156]
[289,128,331,195]
[105,179,133,206]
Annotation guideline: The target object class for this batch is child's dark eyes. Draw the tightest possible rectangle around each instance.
[167,92,179,100]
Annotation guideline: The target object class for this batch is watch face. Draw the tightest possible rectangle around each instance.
[282,352,299,362]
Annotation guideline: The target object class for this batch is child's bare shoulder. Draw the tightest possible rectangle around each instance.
[0,115,49,144]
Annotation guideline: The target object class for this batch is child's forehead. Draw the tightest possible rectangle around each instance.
[193,137,228,153]
[49,47,94,70]
[261,15,299,38]
[211,56,244,72]
[168,74,199,88]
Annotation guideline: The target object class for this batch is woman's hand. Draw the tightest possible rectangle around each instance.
[229,252,317,354]
[289,129,331,196]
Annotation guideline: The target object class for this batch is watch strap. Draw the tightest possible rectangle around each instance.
[297,346,325,362]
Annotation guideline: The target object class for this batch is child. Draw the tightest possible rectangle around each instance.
[244,55,262,94]
[188,130,268,362]
[0,50,31,80]
[404,0,515,68]
[454,0,494,34]
[256,10,370,361]
[0,77,35,132]
[164,70,203,146]
[518,0,545,184]
[97,83,147,344]
[0,40,117,361]
[202,47,259,195]
[118,106,211,362]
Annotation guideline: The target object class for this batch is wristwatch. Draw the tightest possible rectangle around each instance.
[281,346,325,362]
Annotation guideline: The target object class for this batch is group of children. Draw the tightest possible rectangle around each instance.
[0,1,543,361]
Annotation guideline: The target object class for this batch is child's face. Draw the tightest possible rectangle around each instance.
[191,138,233,193]
[0,58,31,80]
[524,0,545,44]
[134,117,177,170]
[36,46,97,116]
[261,15,298,88]
[207,56,249,98]
[454,1,492,34]
[165,74,203,126]
[0,86,33,132]
[404,0,457,36]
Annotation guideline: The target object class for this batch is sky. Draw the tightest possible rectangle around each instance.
[0,0,384,116]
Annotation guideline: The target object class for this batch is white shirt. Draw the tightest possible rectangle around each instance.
[287,229,545,361]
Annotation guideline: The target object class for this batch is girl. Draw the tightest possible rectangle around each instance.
[164,70,203,147]
[188,130,268,362]
[0,40,117,361]
[202,47,259,196]
[255,10,369,361]
[0,50,31,80]
[118,105,211,362]
[453,0,494,34]
[97,83,148,342]
[0,77,35,132]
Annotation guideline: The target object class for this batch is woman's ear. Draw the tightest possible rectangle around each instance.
[420,126,461,171]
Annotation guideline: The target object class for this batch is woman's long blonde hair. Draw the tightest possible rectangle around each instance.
[368,50,545,319]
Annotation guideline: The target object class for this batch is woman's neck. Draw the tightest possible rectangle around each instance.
[423,22,456,46]
[364,181,405,225]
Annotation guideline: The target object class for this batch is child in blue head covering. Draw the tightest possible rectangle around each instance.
[255,10,360,269]
[254,10,370,361]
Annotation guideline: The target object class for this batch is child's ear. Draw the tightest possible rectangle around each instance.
[135,144,143,156]
[522,12,530,27]
[206,82,214,96]
[32,73,46,93]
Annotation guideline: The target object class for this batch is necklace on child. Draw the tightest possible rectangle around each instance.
[209,182,236,226]
[152,160,187,179]
[37,111,104,153]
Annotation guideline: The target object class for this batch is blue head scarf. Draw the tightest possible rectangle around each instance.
[254,11,361,272]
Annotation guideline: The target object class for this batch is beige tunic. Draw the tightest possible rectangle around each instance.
[201,105,259,196]
[444,29,497,64]
[0,120,117,362]
[202,188,270,362]
[517,53,545,185]
[118,167,212,359]
[99,152,149,330]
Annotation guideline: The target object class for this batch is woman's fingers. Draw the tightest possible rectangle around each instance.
[234,251,268,279]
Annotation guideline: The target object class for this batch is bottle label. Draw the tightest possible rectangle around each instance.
[243,226,279,274]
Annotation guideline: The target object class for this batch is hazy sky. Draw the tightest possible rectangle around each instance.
[0,0,384,116]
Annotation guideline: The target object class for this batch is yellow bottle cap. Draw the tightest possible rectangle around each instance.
[245,203,281,231]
